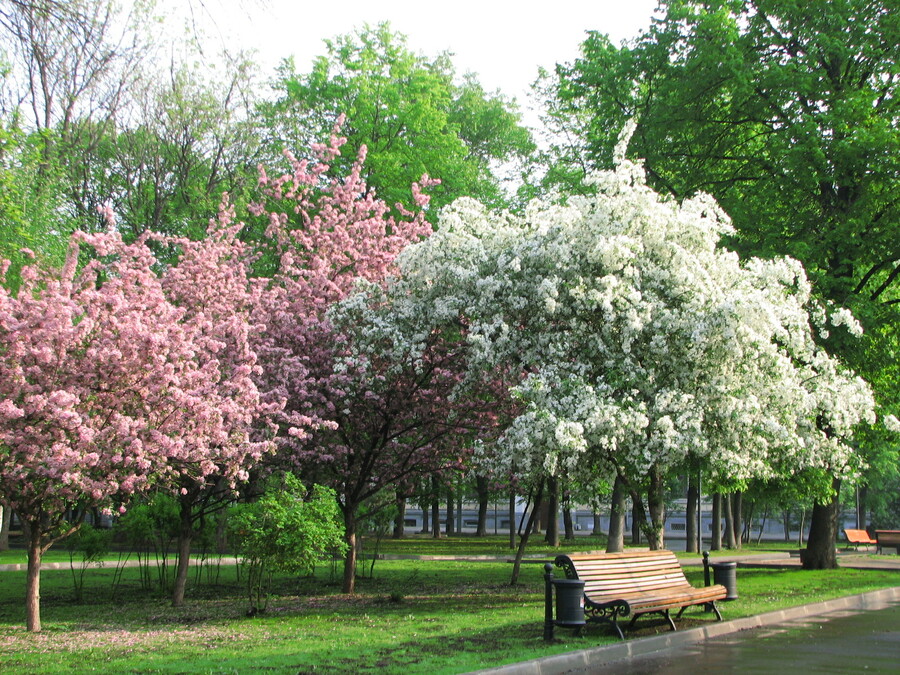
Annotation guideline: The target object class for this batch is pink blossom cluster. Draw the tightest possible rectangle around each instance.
[0,219,274,530]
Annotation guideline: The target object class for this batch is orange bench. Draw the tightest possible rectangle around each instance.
[553,550,727,639]
[843,528,876,550]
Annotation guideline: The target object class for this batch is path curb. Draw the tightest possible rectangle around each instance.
[471,586,900,675]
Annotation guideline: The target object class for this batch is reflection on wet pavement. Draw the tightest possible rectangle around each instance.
[601,603,900,674]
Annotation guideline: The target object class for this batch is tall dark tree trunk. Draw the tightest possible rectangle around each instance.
[446,489,455,536]
[0,502,11,551]
[741,497,753,544]
[476,475,490,536]
[630,490,646,545]
[592,509,603,536]
[724,493,737,549]
[607,475,627,552]
[420,500,429,534]
[756,503,769,545]
[856,485,868,530]
[563,504,575,541]
[711,493,722,550]
[172,497,195,607]
[685,477,698,553]
[783,509,791,543]
[508,490,516,549]
[646,466,665,550]
[431,476,441,539]
[802,478,841,570]
[342,507,359,593]
[544,476,559,547]
[511,481,543,585]
[392,492,406,539]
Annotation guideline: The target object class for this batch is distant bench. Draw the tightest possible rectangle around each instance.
[553,550,727,639]
[875,530,900,554]
[843,528,876,550]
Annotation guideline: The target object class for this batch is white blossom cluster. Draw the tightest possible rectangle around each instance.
[335,125,876,485]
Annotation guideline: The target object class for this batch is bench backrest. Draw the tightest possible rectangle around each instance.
[875,530,900,546]
[844,528,875,543]
[555,550,691,598]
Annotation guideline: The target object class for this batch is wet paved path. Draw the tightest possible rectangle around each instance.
[605,602,900,674]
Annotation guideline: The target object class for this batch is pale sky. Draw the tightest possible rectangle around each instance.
[164,0,659,105]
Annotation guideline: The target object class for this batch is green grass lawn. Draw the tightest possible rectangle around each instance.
[0,538,897,675]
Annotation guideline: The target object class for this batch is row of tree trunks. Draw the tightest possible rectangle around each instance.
[381,474,840,572]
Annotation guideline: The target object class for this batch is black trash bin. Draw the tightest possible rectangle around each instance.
[710,561,738,600]
[552,578,586,627]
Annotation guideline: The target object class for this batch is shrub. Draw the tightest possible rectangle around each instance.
[228,474,346,614]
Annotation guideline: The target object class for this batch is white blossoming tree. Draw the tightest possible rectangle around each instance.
[340,124,876,562]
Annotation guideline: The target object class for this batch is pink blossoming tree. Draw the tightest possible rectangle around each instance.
[155,204,279,607]
[0,210,277,628]
[248,122,504,591]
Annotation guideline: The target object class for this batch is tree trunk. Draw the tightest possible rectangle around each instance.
[510,481,543,586]
[431,475,441,538]
[607,475,627,553]
[733,491,744,549]
[445,489,455,536]
[740,495,752,544]
[476,475,490,536]
[0,502,11,551]
[802,478,841,570]
[172,498,194,607]
[563,505,574,541]
[24,519,44,632]
[724,492,736,549]
[756,503,769,545]
[592,509,602,537]
[783,508,791,543]
[630,491,646,545]
[544,476,559,547]
[711,493,722,550]
[392,492,406,539]
[685,477,698,553]
[856,485,867,530]
[431,495,441,539]
[342,508,358,593]
[420,500,429,534]
[508,490,516,550]
[646,466,665,550]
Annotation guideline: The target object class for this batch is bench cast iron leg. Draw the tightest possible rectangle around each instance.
[705,601,722,621]
[610,616,624,641]
[663,609,676,631]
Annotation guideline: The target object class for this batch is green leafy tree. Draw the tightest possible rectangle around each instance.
[0,123,71,291]
[543,0,900,568]
[260,22,534,214]
[228,475,346,615]
[69,58,262,242]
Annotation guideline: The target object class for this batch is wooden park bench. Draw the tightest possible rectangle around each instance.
[875,530,900,554]
[553,550,727,639]
[843,528,876,551]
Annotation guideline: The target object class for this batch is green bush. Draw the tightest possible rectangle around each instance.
[228,474,346,614]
